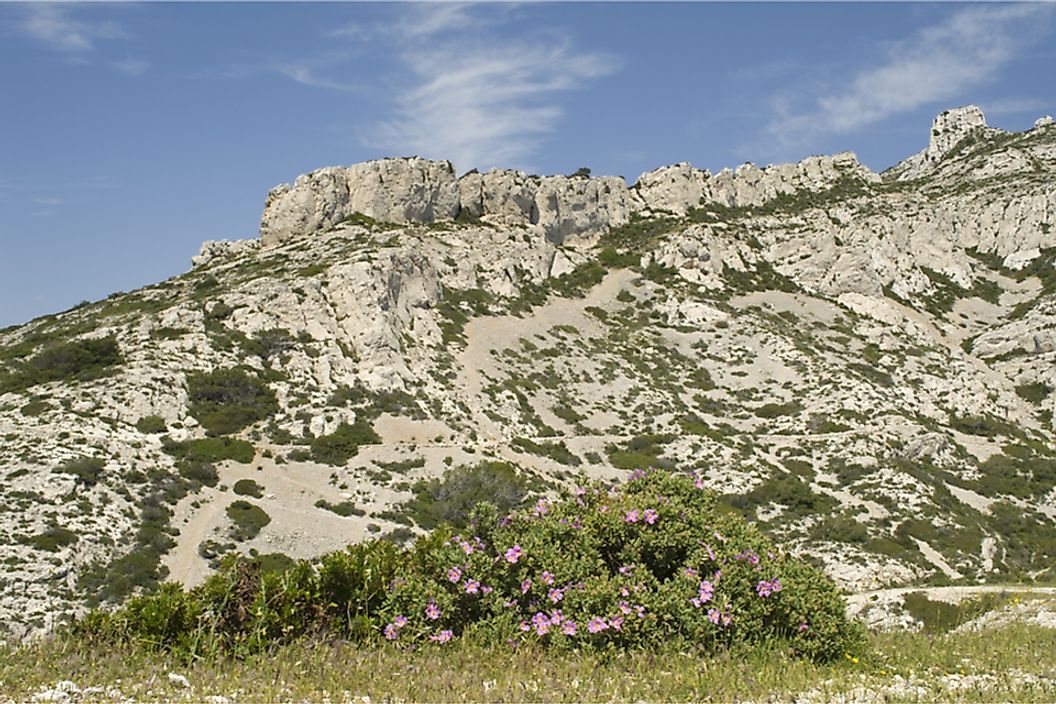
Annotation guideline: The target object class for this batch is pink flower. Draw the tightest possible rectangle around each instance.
[549,610,564,625]
[618,601,632,615]
[425,602,440,620]
[532,612,551,636]
[447,566,462,583]
[521,578,532,594]
[460,541,475,555]
[394,615,408,628]
[624,509,639,524]
[598,505,609,513]
[698,580,715,603]
[798,622,809,633]
[695,477,705,490]
[548,588,564,603]
[504,545,523,564]
[618,564,635,575]
[465,579,480,595]
[519,621,531,632]
[384,624,399,640]
[643,508,658,525]
[562,620,577,636]
[481,585,493,594]
[430,629,453,644]
[707,609,721,625]
[587,617,609,634]
[609,616,624,631]
[541,571,555,585]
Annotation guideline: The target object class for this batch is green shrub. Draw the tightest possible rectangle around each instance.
[55,457,105,487]
[227,500,271,541]
[392,462,534,530]
[186,368,277,435]
[310,420,381,466]
[1015,382,1051,405]
[20,399,50,417]
[1,336,122,394]
[135,415,167,434]
[164,437,256,465]
[233,479,265,498]
[753,402,803,419]
[24,527,79,552]
[315,499,366,517]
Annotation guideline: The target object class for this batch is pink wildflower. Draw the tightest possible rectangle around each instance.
[447,566,462,583]
[618,601,632,615]
[587,617,608,633]
[548,588,564,603]
[430,629,453,644]
[541,571,555,585]
[465,579,480,595]
[643,508,658,525]
[562,620,577,636]
[624,509,639,524]
[609,616,624,631]
[394,615,408,628]
[708,609,721,625]
[521,578,532,594]
[425,601,440,620]
[504,545,523,563]
[698,580,715,603]
[384,623,399,640]
[798,622,809,633]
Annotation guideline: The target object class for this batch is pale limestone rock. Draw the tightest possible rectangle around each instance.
[260,158,459,246]
[192,239,260,268]
[533,175,639,244]
[635,162,711,215]
[893,105,993,180]
[1036,116,1054,129]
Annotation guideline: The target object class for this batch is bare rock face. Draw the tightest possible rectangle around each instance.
[893,106,992,181]
[533,175,640,244]
[260,158,460,246]
[635,162,712,215]
[707,152,879,208]
[1035,115,1054,129]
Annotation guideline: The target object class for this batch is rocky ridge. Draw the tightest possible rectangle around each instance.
[1,105,1055,638]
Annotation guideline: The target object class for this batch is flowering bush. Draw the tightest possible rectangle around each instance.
[377,469,863,660]
[74,470,863,662]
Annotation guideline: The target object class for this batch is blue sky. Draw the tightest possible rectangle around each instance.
[1,2,1054,328]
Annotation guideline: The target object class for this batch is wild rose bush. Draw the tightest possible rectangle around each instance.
[75,469,863,662]
[378,469,863,660]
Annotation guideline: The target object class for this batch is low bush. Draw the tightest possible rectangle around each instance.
[164,437,256,465]
[73,470,863,662]
[226,500,271,541]
[233,479,265,498]
[315,499,366,517]
[24,527,79,552]
[55,456,105,488]
[135,415,167,434]
[310,421,381,466]
[186,368,277,435]
[392,462,535,530]
[0,336,122,394]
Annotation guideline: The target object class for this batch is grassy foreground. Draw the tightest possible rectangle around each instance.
[1,622,1054,702]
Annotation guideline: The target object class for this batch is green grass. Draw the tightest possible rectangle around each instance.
[2,623,1054,702]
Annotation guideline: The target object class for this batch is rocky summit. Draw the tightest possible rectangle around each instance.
[2,105,1055,638]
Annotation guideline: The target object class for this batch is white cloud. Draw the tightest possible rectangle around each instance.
[766,4,1054,148]
[367,4,618,172]
[275,62,358,92]
[378,42,616,172]
[19,5,125,53]
[111,58,150,76]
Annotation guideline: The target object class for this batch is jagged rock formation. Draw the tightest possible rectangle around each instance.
[2,105,1056,639]
[260,152,876,246]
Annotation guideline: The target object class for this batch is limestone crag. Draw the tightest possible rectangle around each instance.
[260,158,461,246]
[261,153,879,246]
[891,106,995,181]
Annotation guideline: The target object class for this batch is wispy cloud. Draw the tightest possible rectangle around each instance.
[980,97,1050,117]
[111,58,150,76]
[369,5,618,172]
[765,4,1054,150]
[19,5,126,53]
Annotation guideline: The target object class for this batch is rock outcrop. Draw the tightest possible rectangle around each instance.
[890,105,994,181]
[261,152,879,246]
[260,158,461,246]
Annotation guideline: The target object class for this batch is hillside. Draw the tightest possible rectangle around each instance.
[1,105,1055,638]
